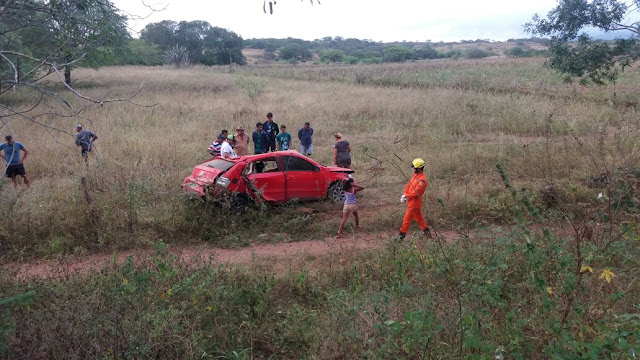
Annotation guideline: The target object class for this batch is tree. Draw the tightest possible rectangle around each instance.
[464,48,493,59]
[202,27,246,65]
[382,45,415,62]
[278,43,313,61]
[141,21,245,65]
[0,0,150,156]
[505,46,526,57]
[527,0,640,85]
[164,45,190,67]
[120,39,164,66]
[319,49,345,63]
[415,45,438,59]
[140,20,179,50]
[8,0,128,85]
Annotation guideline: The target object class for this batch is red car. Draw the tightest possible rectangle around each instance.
[182,150,353,212]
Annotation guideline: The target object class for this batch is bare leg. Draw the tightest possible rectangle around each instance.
[11,177,17,187]
[337,212,349,237]
[354,211,360,230]
[22,175,30,187]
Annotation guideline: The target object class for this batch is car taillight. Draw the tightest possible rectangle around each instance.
[216,176,231,188]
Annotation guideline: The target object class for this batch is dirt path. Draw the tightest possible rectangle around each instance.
[3,231,459,281]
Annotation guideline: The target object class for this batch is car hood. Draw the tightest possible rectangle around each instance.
[325,166,354,173]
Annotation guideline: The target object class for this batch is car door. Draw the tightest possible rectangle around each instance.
[244,156,286,202]
[281,155,325,200]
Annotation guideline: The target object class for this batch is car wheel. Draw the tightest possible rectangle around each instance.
[229,194,248,215]
[327,181,345,203]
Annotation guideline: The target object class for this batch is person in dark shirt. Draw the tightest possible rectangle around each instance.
[333,132,352,168]
[264,112,279,152]
[252,122,269,154]
[298,122,313,156]
[75,124,98,163]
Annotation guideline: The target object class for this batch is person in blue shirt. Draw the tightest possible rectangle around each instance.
[252,122,269,154]
[0,135,30,187]
[298,122,313,156]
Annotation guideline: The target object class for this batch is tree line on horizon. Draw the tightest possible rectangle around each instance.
[244,36,549,64]
[0,0,549,91]
[98,30,550,68]
[3,0,637,87]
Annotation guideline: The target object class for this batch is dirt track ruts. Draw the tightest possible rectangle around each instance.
[3,231,459,281]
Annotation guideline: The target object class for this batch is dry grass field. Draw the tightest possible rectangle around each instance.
[1,57,639,358]
[1,57,639,258]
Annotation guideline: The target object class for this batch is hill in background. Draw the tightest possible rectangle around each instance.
[242,37,549,66]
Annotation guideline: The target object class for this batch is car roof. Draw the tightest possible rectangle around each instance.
[228,150,313,163]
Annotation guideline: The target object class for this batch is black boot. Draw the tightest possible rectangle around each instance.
[398,232,406,240]
[423,228,432,239]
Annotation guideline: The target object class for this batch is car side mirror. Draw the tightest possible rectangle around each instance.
[314,166,320,172]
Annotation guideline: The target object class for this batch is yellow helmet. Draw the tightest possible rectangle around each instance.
[412,158,426,169]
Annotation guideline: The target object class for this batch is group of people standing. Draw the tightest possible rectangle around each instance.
[204,113,430,241]
[207,112,352,168]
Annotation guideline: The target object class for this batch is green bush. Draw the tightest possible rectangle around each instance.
[343,55,359,64]
[360,57,381,64]
[319,49,345,63]
[2,184,638,360]
[464,48,495,59]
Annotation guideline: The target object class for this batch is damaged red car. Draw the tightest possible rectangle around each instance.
[182,150,353,212]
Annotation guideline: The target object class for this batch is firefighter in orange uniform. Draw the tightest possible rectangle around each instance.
[398,158,431,240]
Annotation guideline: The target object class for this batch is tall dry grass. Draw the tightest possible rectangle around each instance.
[1,59,639,259]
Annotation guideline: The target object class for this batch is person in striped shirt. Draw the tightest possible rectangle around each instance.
[337,178,365,238]
[208,134,224,157]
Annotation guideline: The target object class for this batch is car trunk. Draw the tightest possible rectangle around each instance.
[183,159,236,196]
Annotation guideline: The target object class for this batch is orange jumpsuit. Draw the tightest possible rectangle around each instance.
[400,172,428,233]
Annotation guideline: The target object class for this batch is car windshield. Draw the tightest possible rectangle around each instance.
[203,159,235,171]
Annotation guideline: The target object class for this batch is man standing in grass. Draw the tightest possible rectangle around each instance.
[264,112,279,152]
[298,122,313,156]
[234,125,249,156]
[0,135,30,187]
[252,122,269,155]
[75,124,98,163]
[276,125,292,151]
[398,158,431,240]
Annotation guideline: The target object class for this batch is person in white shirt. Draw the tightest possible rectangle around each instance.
[221,135,238,159]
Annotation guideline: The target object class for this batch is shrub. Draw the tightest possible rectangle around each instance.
[360,57,381,64]
[319,49,345,63]
[464,48,494,59]
[163,45,190,67]
[235,76,265,103]
[343,55,359,64]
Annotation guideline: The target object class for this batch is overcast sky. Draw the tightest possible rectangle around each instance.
[113,0,560,42]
